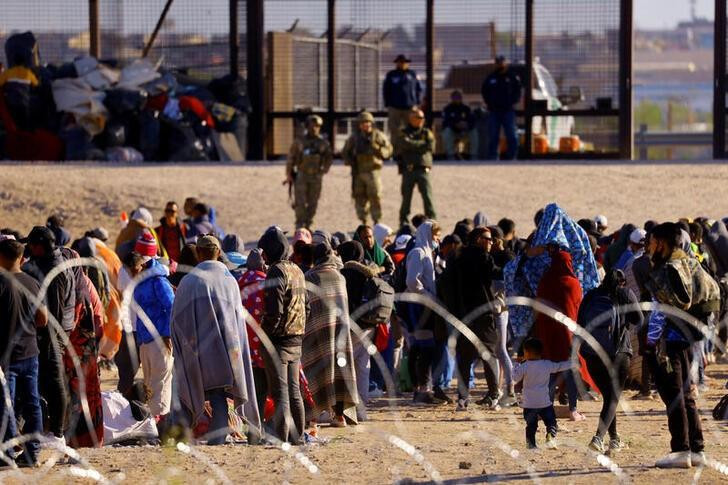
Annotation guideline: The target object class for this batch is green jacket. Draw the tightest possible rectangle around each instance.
[395,125,435,170]
[287,134,333,177]
[342,129,393,173]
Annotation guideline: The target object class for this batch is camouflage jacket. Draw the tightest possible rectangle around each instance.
[262,259,309,338]
[341,129,393,172]
[648,249,720,315]
[286,134,333,177]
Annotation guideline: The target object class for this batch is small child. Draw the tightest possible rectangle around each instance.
[512,338,573,449]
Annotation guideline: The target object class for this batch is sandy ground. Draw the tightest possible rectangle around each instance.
[2,161,728,484]
[1,365,727,484]
[2,161,728,242]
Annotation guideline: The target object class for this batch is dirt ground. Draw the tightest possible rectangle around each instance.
[2,161,728,484]
[2,161,728,242]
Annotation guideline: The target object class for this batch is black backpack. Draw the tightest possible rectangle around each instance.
[578,290,620,357]
[359,276,395,326]
[713,394,728,421]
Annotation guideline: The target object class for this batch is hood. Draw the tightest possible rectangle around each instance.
[343,260,379,278]
[414,221,434,252]
[144,257,170,278]
[338,240,364,263]
[373,223,392,247]
[473,211,489,228]
[258,227,289,263]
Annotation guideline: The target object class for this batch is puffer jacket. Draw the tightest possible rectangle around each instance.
[133,259,175,345]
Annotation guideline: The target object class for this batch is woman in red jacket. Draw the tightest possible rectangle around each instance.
[533,246,585,421]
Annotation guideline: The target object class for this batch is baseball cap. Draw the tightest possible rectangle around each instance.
[197,235,222,251]
[307,114,323,126]
[630,228,647,245]
[394,234,412,251]
[594,215,608,229]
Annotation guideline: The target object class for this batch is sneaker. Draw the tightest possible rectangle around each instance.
[14,452,39,468]
[545,433,558,449]
[455,399,469,412]
[588,435,605,453]
[433,386,453,404]
[413,391,437,405]
[608,436,629,453]
[499,393,518,407]
[330,416,347,428]
[368,388,385,399]
[569,410,586,422]
[40,433,66,450]
[476,395,502,410]
[655,451,692,469]
[691,451,707,467]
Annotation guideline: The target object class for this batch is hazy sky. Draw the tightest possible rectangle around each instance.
[0,0,717,34]
[636,0,713,29]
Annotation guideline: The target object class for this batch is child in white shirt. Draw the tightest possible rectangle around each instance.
[512,338,573,449]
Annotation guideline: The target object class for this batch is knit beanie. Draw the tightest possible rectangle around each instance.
[134,231,158,258]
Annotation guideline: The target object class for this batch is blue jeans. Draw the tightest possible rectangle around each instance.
[487,110,518,160]
[2,356,43,462]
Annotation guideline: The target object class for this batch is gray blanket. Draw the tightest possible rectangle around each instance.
[171,260,261,434]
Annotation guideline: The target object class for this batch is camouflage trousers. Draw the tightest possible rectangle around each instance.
[294,174,323,229]
[352,170,382,224]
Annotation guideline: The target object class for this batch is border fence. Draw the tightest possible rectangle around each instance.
[1,0,637,159]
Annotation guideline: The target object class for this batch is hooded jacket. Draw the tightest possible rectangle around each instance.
[341,260,380,327]
[23,247,76,332]
[133,259,175,345]
[406,222,437,298]
[259,229,309,339]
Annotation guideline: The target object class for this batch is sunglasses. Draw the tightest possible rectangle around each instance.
[165,208,177,214]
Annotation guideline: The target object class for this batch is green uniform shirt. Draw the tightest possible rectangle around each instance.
[395,124,435,170]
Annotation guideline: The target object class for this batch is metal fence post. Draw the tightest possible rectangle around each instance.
[426,0,434,126]
[524,0,534,158]
[714,0,727,159]
[247,0,265,160]
[89,0,100,58]
[327,0,337,147]
[618,0,633,160]
[230,0,239,77]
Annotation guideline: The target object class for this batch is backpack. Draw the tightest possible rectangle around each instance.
[713,394,728,421]
[359,276,395,326]
[683,258,721,341]
[578,290,620,357]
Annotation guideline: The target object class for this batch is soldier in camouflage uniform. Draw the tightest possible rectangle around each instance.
[286,115,333,229]
[394,108,437,226]
[342,111,393,225]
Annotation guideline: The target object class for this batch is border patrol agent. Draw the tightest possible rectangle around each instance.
[384,54,423,147]
[286,114,332,229]
[395,108,437,226]
[341,112,393,225]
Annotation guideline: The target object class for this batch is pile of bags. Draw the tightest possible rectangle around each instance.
[0,31,250,162]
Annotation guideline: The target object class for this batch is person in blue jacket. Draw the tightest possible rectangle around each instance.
[384,54,423,146]
[130,232,176,421]
[481,55,522,160]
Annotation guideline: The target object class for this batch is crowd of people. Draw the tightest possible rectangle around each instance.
[1,198,727,472]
